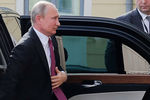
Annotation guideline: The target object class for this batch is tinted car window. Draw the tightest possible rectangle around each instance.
[62,36,110,73]
[62,35,150,74]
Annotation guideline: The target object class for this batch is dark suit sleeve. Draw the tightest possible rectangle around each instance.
[0,44,33,100]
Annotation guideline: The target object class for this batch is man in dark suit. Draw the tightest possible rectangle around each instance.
[117,9,143,31]
[117,0,150,33]
[0,1,67,100]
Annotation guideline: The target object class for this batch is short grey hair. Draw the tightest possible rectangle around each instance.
[31,1,56,24]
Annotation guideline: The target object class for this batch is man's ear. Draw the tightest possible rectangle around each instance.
[35,15,42,24]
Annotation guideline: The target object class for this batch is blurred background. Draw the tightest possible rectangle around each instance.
[0,0,136,18]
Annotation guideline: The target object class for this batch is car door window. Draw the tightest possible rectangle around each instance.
[2,15,21,43]
[62,36,109,73]
[0,15,15,64]
[122,44,150,74]
[62,35,150,74]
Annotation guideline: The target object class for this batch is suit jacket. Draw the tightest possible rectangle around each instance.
[0,27,64,100]
[117,8,144,32]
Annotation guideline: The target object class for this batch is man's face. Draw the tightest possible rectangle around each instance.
[136,0,150,15]
[40,6,60,36]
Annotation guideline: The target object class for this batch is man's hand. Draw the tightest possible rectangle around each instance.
[51,67,67,89]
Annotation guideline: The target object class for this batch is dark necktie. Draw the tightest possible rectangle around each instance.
[48,39,67,100]
[146,16,150,34]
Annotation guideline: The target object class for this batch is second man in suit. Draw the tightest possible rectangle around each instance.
[117,0,150,33]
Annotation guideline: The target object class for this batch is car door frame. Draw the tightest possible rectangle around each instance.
[0,14,14,65]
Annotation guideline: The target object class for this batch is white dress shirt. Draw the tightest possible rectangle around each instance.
[33,27,52,73]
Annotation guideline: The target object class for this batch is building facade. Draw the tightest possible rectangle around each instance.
[0,0,136,18]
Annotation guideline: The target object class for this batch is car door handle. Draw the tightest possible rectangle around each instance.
[82,80,102,88]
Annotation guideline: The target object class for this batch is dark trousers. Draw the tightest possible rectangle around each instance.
[51,93,58,100]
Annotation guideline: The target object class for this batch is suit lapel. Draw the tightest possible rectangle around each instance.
[29,27,50,74]
[132,9,145,32]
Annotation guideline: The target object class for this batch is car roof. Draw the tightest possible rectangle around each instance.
[0,7,19,17]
